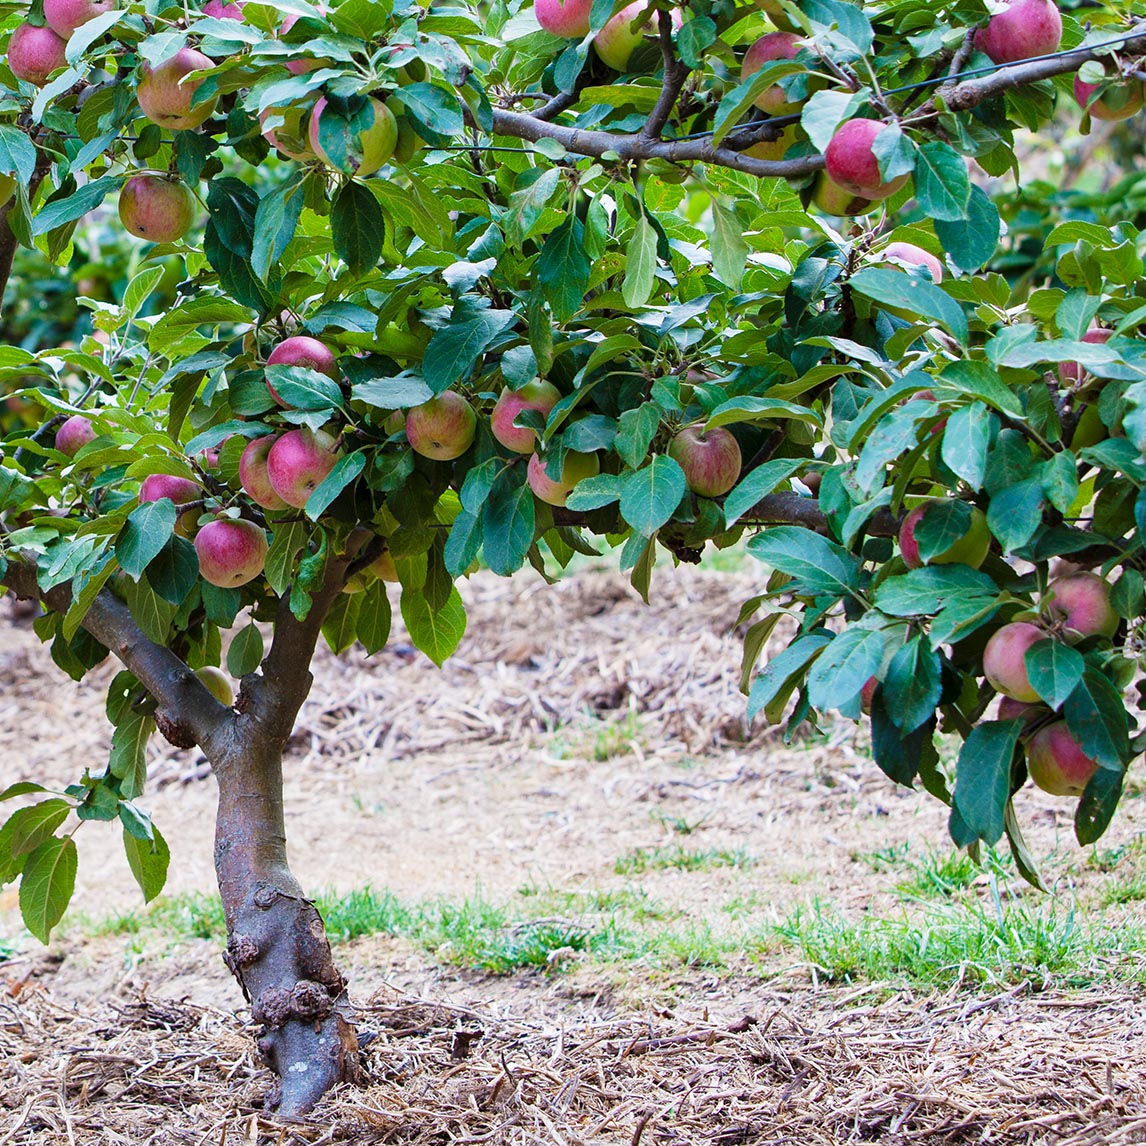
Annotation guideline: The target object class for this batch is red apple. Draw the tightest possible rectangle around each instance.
[594,1,681,72]
[877,241,944,283]
[860,676,878,713]
[118,175,197,243]
[266,427,341,508]
[982,621,1046,704]
[535,0,592,38]
[526,450,601,507]
[44,0,115,38]
[1059,327,1111,387]
[898,501,989,570]
[491,380,562,453]
[308,96,397,176]
[668,425,742,497]
[1074,74,1144,121]
[260,105,313,161]
[8,24,68,87]
[137,48,218,131]
[974,0,1062,66]
[266,335,338,407]
[194,517,268,587]
[1026,721,1098,797]
[1044,571,1118,641]
[139,472,201,537]
[824,119,909,201]
[239,435,290,510]
[741,32,803,115]
[202,0,245,18]
[54,414,97,456]
[405,391,477,461]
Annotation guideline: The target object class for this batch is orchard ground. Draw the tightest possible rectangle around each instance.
[2,554,1146,1143]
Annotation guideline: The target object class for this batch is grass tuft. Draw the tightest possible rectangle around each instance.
[614,845,755,876]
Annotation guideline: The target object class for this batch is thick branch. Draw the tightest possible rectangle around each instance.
[641,10,690,141]
[2,555,230,748]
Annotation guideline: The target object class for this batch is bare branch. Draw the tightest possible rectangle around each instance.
[1,556,230,748]
[641,10,690,141]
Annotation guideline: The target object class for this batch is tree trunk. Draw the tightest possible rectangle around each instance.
[211,726,360,1116]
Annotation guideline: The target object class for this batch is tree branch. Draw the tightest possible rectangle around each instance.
[1,556,230,749]
[641,10,690,141]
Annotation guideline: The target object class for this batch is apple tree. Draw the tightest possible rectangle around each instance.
[0,0,1145,1114]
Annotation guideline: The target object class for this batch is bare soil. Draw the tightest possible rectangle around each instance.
[1,560,1145,1143]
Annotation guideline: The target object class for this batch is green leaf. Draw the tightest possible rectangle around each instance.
[252,176,305,281]
[109,710,155,800]
[481,468,535,575]
[747,526,860,598]
[146,535,199,605]
[265,364,343,411]
[1024,638,1084,712]
[322,590,361,654]
[0,125,36,185]
[710,198,748,289]
[874,565,997,616]
[747,630,833,720]
[537,217,590,321]
[1064,668,1130,771]
[623,212,657,308]
[884,638,942,733]
[227,622,264,676]
[940,402,993,491]
[914,500,970,564]
[0,782,49,802]
[619,456,687,536]
[849,267,968,343]
[1075,767,1124,847]
[934,185,1001,272]
[985,478,1044,554]
[122,823,169,903]
[423,306,516,393]
[123,266,166,321]
[806,626,886,712]
[400,585,467,667]
[7,800,71,858]
[351,373,433,410]
[952,720,1022,847]
[706,396,821,431]
[1041,451,1079,515]
[912,141,971,222]
[713,61,804,148]
[389,82,464,144]
[116,499,178,579]
[19,836,77,944]
[723,460,803,528]
[305,450,366,520]
[32,176,120,235]
[265,521,309,596]
[357,580,392,655]
[615,403,661,470]
[332,180,385,276]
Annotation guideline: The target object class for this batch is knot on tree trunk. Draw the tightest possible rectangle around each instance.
[254,986,293,1029]
[156,710,197,749]
[225,932,260,969]
[290,979,336,1021]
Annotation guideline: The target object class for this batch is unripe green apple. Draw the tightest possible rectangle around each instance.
[810,172,877,217]
[526,450,600,506]
[195,665,235,706]
[593,1,681,72]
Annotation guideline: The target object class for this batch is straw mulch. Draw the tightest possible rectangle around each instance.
[2,979,1145,1145]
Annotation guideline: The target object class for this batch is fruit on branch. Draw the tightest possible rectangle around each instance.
[526,450,601,507]
[973,0,1061,66]
[593,1,681,72]
[308,96,398,176]
[824,119,909,201]
[261,106,314,161]
[1074,73,1145,121]
[44,0,115,38]
[279,9,329,74]
[746,124,800,162]
[345,547,400,592]
[1026,721,1098,797]
[876,241,944,283]
[741,32,803,115]
[202,0,246,19]
[194,517,269,587]
[137,48,218,131]
[195,665,235,706]
[998,696,1042,726]
[139,473,202,537]
[266,335,339,406]
[54,414,96,456]
[266,427,341,508]
[668,425,742,497]
[754,0,799,31]
[118,175,197,243]
[1044,571,1118,641]
[240,435,290,510]
[491,380,562,453]
[8,24,68,87]
[535,0,592,38]
[860,676,878,713]
[405,391,477,461]
[898,501,989,570]
[392,113,424,164]
[982,621,1046,704]
[1059,326,1111,386]
[810,173,876,217]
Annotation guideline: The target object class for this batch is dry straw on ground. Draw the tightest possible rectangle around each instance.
[2,981,1146,1145]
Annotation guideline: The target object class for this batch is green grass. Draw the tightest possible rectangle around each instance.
[614,844,756,876]
[771,891,1146,989]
